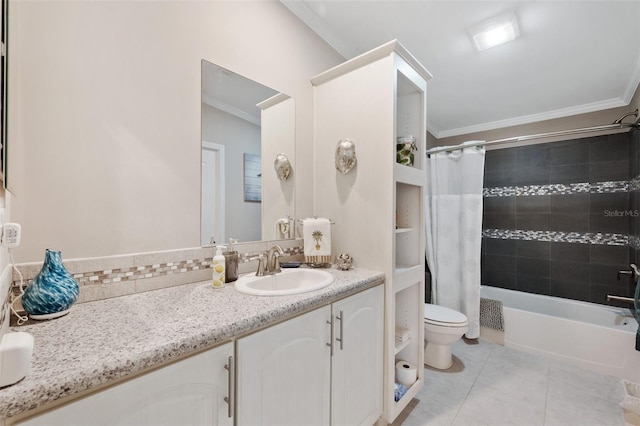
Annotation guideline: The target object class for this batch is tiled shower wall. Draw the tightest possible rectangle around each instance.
[482,131,638,306]
[629,128,640,271]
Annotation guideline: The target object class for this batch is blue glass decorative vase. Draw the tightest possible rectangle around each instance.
[22,249,79,320]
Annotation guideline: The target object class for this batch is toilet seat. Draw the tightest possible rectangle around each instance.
[425,318,468,328]
[424,304,468,327]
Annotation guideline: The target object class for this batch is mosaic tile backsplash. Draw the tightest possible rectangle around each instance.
[10,240,304,313]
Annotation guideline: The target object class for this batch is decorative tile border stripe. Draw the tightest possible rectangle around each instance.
[629,235,640,251]
[482,228,629,246]
[592,181,630,193]
[73,259,213,286]
[11,245,304,290]
[240,246,304,263]
[483,180,628,197]
[9,243,305,312]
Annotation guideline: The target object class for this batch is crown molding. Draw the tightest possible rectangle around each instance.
[434,97,630,139]
[311,39,432,86]
[202,94,261,126]
[280,0,354,60]
[621,48,640,104]
[426,118,441,139]
[281,0,640,140]
[257,93,291,110]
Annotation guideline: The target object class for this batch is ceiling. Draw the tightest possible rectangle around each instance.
[282,1,640,138]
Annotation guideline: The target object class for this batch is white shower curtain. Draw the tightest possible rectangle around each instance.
[425,142,485,338]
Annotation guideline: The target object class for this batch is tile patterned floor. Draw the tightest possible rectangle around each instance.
[401,338,627,426]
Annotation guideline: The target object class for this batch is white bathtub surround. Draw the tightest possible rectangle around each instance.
[481,286,640,382]
[425,142,485,338]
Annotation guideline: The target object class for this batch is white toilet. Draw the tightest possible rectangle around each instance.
[423,304,468,370]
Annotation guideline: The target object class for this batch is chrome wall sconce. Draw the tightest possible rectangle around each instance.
[274,153,292,181]
[335,138,357,174]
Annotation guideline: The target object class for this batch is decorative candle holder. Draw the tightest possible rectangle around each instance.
[335,253,354,271]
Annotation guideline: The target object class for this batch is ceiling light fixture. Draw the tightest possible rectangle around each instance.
[469,12,520,51]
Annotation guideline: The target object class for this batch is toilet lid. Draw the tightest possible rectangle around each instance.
[424,304,468,324]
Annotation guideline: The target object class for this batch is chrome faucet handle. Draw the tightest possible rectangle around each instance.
[247,253,266,276]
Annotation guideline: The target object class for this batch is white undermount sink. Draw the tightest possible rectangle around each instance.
[234,268,334,296]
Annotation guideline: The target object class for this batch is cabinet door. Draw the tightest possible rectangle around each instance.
[331,285,384,426]
[15,343,234,426]
[236,306,332,426]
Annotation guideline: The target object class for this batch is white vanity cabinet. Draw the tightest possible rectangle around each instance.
[6,284,383,426]
[12,342,234,426]
[236,284,383,426]
[330,285,385,426]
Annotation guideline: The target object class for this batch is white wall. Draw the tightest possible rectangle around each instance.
[201,104,261,243]
[0,189,12,336]
[260,96,295,241]
[8,0,343,262]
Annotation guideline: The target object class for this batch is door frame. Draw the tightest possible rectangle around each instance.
[201,141,225,246]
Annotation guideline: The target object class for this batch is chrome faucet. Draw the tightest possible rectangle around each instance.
[266,244,285,274]
[250,245,285,277]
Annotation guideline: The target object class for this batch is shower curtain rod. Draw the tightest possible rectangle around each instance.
[425,109,640,156]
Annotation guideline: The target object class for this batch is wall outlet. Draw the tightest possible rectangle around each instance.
[1,223,21,248]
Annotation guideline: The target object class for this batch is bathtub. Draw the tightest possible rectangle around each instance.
[480,286,640,382]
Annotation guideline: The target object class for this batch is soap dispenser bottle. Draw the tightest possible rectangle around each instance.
[212,245,226,288]
[224,240,239,283]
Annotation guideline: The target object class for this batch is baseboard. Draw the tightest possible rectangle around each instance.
[479,325,505,346]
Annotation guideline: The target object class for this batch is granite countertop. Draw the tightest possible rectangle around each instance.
[0,266,384,419]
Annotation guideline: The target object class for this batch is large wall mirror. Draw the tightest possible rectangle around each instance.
[201,60,295,246]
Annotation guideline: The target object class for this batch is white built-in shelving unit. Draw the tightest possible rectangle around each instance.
[311,40,430,424]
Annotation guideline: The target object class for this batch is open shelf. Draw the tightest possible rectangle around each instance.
[314,42,428,424]
[395,227,413,234]
[391,64,425,425]
[394,163,424,186]
[393,265,422,292]
[396,70,425,172]
[394,338,412,355]
[394,283,422,360]
[393,378,424,419]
